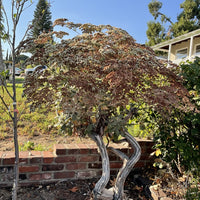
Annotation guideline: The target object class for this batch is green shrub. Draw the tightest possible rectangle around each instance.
[19,141,47,151]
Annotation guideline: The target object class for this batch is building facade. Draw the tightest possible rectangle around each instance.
[151,29,200,65]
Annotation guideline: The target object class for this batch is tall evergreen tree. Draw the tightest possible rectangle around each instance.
[29,0,53,38]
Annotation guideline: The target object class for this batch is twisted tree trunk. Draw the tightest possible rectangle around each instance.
[112,131,141,200]
[91,129,141,200]
[91,133,110,200]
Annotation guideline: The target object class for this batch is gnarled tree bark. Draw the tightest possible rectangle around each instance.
[112,131,141,200]
[91,133,110,200]
[91,130,141,200]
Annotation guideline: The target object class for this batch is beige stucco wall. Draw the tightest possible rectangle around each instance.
[170,40,190,61]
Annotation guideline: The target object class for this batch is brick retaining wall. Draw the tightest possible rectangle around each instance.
[0,140,154,187]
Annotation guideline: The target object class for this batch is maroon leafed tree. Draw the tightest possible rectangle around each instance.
[23,19,193,200]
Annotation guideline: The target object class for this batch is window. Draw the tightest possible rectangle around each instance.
[195,44,200,56]
[175,48,188,60]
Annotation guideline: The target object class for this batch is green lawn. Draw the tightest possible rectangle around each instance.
[0,77,59,142]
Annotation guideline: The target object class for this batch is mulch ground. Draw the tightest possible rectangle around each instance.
[0,166,195,200]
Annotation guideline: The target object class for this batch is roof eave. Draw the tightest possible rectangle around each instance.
[151,29,200,51]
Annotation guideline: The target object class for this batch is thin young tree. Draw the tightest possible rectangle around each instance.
[23,19,195,200]
[0,1,33,199]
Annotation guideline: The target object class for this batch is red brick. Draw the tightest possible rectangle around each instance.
[67,149,80,154]
[145,141,154,147]
[55,156,76,163]
[128,148,134,155]
[42,173,52,180]
[19,166,39,173]
[88,163,102,169]
[29,157,42,164]
[90,148,98,154]
[140,154,150,161]
[76,144,88,149]
[43,151,54,163]
[65,144,78,149]
[19,151,29,158]
[79,155,99,162]
[54,171,75,179]
[87,144,97,148]
[64,144,80,154]
[54,144,67,155]
[139,147,147,154]
[28,173,52,181]
[146,146,154,154]
[42,164,64,171]
[118,148,129,154]
[76,171,97,179]
[19,152,29,164]
[29,151,42,157]
[79,149,90,154]
[29,151,42,163]
[2,152,15,165]
[134,161,145,168]
[19,158,28,164]
[66,163,87,170]
[108,154,119,161]
[138,141,146,146]
[3,158,15,165]
[87,145,98,154]
[110,162,123,169]
[29,174,42,181]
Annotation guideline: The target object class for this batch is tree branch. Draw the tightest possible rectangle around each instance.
[108,146,129,161]
[0,95,13,120]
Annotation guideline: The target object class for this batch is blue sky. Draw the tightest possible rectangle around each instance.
[3,0,183,57]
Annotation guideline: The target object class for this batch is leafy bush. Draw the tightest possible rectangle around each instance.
[153,58,200,174]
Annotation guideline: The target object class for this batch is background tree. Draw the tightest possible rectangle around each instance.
[172,0,200,37]
[146,21,165,46]
[27,0,53,64]
[146,0,172,46]
[24,19,194,200]
[148,0,173,23]
[28,0,52,39]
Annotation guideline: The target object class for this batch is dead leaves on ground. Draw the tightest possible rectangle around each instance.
[69,186,79,193]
